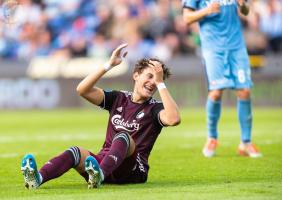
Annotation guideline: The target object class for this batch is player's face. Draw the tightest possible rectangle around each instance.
[133,67,157,99]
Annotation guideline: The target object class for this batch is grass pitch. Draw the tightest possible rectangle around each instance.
[0,108,281,200]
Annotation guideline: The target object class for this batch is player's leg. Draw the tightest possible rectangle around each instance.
[203,90,222,157]
[100,132,135,178]
[85,132,135,188]
[201,49,232,157]
[236,89,252,144]
[207,90,223,139]
[236,89,262,157]
[231,48,262,158]
[21,146,82,189]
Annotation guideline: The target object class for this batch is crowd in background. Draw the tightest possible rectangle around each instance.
[0,0,281,62]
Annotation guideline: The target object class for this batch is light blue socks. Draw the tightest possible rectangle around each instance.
[206,98,252,143]
[237,99,252,143]
[206,98,221,139]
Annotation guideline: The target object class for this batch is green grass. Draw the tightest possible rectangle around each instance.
[0,108,282,200]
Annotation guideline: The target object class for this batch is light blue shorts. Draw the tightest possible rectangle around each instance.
[202,48,253,91]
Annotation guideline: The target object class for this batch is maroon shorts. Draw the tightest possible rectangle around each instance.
[89,149,148,184]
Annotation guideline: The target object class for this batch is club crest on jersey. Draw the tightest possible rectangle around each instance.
[111,114,140,132]
[136,111,145,119]
[116,106,123,112]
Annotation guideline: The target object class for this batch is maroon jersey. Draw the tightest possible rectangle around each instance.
[98,90,165,173]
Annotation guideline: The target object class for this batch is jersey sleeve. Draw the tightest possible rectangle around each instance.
[151,103,166,127]
[99,90,119,111]
[182,0,198,10]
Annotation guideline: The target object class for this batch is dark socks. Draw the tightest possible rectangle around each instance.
[39,146,80,184]
[100,133,129,178]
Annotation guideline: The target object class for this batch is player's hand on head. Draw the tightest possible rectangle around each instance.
[207,2,221,15]
[149,60,164,85]
[108,43,128,68]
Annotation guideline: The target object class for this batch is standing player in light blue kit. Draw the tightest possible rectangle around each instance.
[182,0,262,157]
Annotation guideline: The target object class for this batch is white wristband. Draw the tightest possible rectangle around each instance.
[103,62,111,71]
[157,82,166,90]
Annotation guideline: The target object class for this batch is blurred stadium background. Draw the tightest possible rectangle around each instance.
[0,0,281,109]
[1,1,282,199]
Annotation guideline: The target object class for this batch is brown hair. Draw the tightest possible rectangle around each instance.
[133,58,171,80]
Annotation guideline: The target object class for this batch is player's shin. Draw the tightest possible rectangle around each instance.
[206,97,221,139]
[39,146,80,183]
[237,99,252,143]
[203,98,221,157]
[100,132,130,178]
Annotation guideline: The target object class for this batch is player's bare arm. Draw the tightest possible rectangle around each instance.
[183,2,220,25]
[76,43,128,105]
[237,0,249,16]
[149,61,181,126]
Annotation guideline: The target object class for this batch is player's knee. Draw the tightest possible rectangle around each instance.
[113,132,135,157]
[208,90,222,101]
[113,132,130,147]
[237,89,251,99]
[67,146,81,167]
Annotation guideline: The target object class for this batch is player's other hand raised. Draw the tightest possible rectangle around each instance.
[108,43,128,69]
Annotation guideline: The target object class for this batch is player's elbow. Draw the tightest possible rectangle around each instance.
[167,116,181,126]
[173,116,181,126]
[76,84,86,96]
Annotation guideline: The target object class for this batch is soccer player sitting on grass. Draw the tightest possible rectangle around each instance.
[21,43,181,189]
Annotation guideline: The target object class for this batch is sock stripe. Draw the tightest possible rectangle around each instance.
[74,147,80,165]
[113,133,130,148]
[73,148,79,166]
[115,135,129,147]
[73,147,79,164]
[69,148,78,165]
[68,146,81,166]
